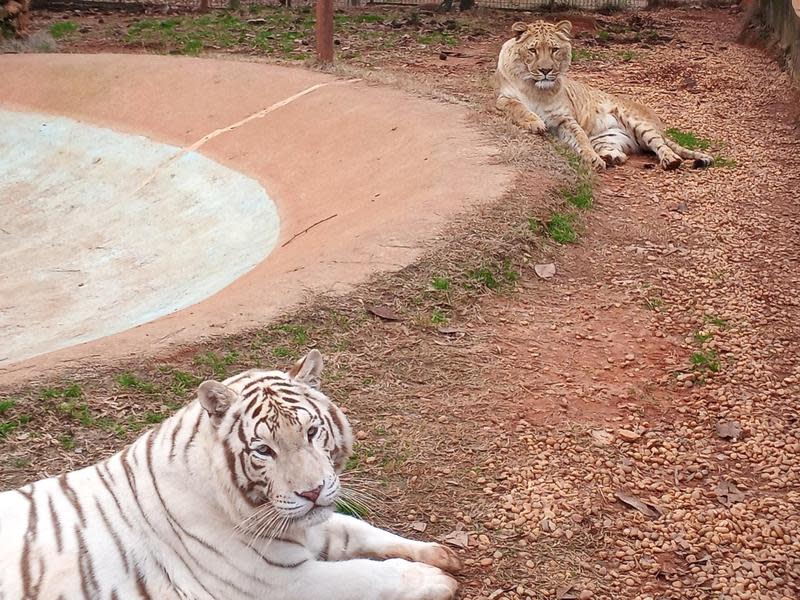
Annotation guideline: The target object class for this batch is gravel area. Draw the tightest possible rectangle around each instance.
[456,9,800,600]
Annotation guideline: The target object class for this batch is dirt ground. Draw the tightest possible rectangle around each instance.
[2,4,800,600]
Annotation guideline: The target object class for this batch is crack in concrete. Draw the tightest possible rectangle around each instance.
[135,78,361,193]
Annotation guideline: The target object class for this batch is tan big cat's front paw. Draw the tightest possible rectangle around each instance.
[589,152,607,171]
[519,113,547,135]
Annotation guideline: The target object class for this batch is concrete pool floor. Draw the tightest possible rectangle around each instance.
[0,53,512,384]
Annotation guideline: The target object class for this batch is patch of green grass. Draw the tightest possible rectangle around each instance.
[277,324,309,346]
[144,412,167,424]
[417,31,458,46]
[195,350,238,379]
[469,267,500,290]
[430,308,448,325]
[704,315,728,328]
[693,331,713,344]
[502,259,519,284]
[691,350,720,373]
[563,181,593,210]
[41,384,82,401]
[645,296,664,310]
[345,443,374,471]
[116,372,157,393]
[182,38,203,55]
[11,457,31,468]
[712,156,737,169]
[432,276,451,291]
[0,399,15,415]
[666,128,711,152]
[553,144,586,175]
[171,370,201,396]
[546,213,578,244]
[619,50,636,62]
[597,30,611,41]
[0,415,31,439]
[571,48,600,62]
[272,346,295,359]
[58,434,76,451]
[58,401,94,427]
[50,21,78,39]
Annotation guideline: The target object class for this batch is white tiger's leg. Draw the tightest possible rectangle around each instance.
[286,558,458,600]
[554,114,606,171]
[309,513,462,573]
[496,95,547,135]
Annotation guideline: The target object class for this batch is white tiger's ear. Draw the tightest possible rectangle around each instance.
[198,380,237,425]
[555,20,572,36]
[512,21,528,40]
[288,349,324,390]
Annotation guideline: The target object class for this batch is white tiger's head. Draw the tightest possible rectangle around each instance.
[509,20,573,91]
[197,350,352,530]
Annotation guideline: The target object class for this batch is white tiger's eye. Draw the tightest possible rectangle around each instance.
[252,444,276,460]
[528,47,537,54]
[552,47,560,54]
[307,426,319,442]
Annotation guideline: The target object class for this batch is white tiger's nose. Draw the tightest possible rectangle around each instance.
[539,67,552,76]
[295,484,323,504]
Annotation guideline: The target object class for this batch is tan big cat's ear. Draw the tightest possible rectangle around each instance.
[512,22,528,39]
[555,20,572,36]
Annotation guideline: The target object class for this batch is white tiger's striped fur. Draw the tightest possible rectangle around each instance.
[0,351,461,600]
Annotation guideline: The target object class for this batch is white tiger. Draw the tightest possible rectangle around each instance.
[0,351,461,600]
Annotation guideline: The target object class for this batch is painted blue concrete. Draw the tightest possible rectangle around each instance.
[0,110,280,364]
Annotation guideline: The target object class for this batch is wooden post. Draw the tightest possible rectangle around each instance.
[315,0,334,63]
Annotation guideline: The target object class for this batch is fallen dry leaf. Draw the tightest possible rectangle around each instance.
[614,491,662,518]
[437,530,469,549]
[411,521,427,533]
[591,429,614,446]
[617,428,641,443]
[366,305,401,321]
[716,420,742,441]
[715,479,745,506]
[556,585,580,600]
[534,263,556,279]
[436,326,464,336]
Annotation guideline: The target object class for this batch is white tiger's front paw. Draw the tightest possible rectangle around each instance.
[384,559,459,600]
[412,543,463,574]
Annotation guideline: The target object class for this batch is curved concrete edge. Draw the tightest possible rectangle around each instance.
[0,108,281,364]
[0,54,514,386]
